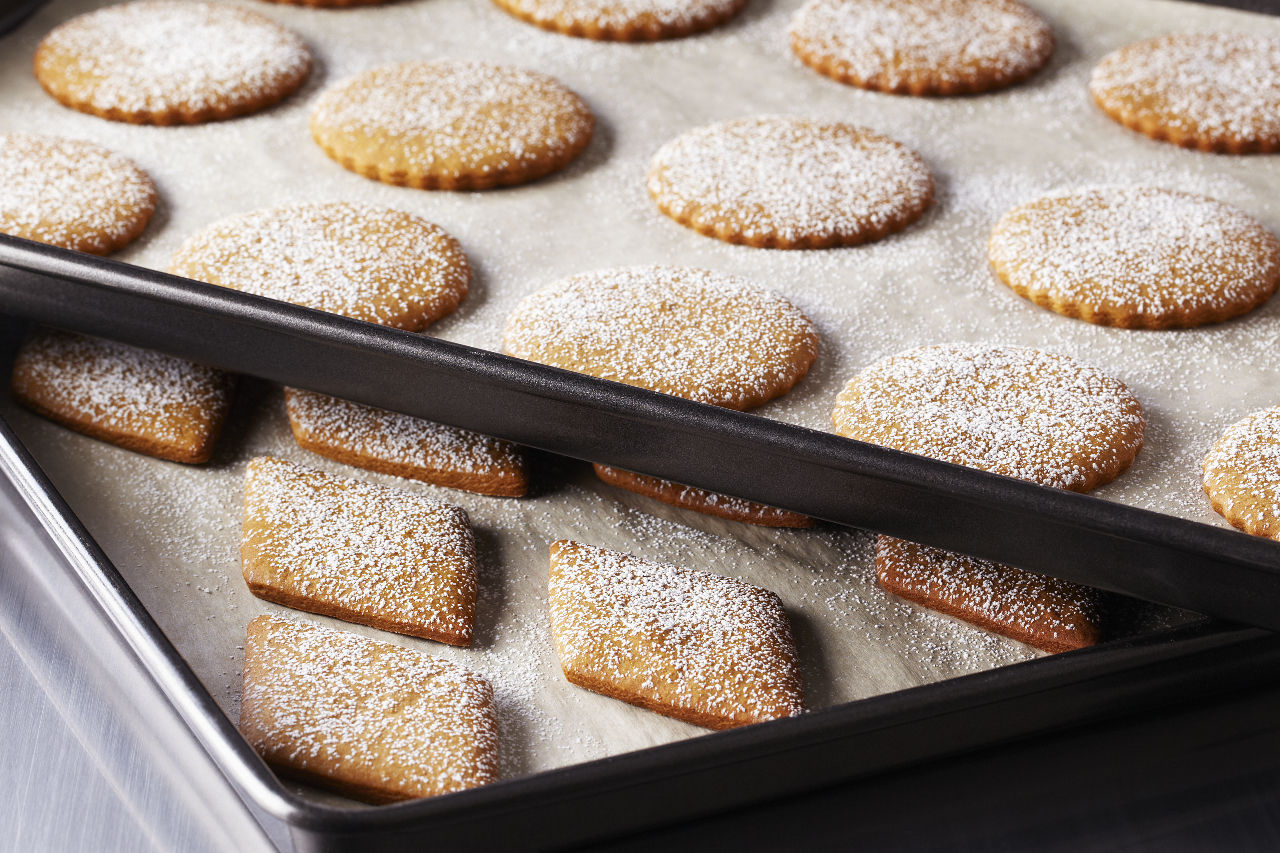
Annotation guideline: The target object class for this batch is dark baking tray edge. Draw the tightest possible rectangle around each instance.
[4,237,1280,633]
[4,408,1280,852]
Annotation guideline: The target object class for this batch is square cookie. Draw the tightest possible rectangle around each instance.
[240,614,499,803]
[284,388,528,497]
[11,329,234,463]
[548,540,804,730]
[241,456,478,646]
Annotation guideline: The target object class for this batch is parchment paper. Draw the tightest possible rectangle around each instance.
[2,0,1277,805]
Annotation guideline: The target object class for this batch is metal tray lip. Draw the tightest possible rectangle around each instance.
[5,234,1280,631]
[1,400,1272,839]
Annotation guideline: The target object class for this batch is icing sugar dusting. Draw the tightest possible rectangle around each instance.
[833,343,1146,492]
[1090,33,1280,147]
[503,265,818,410]
[0,133,156,255]
[497,0,744,33]
[988,185,1280,326]
[241,614,498,798]
[549,540,804,726]
[647,116,933,247]
[35,0,311,118]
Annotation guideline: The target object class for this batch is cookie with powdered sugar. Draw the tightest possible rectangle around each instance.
[788,0,1054,96]
[240,615,499,803]
[1,133,156,255]
[1090,34,1280,154]
[834,344,1144,651]
[34,0,311,125]
[170,201,470,330]
[11,330,234,464]
[505,266,817,525]
[548,540,805,730]
[310,60,594,190]
[285,389,529,497]
[875,537,1104,654]
[592,465,813,528]
[241,457,478,645]
[1203,407,1280,540]
[647,116,933,249]
[989,187,1280,329]
[490,0,745,40]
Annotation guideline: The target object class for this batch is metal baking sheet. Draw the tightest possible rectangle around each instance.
[3,0,1280,847]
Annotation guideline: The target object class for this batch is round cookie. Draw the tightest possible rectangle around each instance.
[988,186,1280,329]
[34,1,311,125]
[504,265,818,411]
[788,0,1054,96]
[490,0,746,41]
[1,133,156,255]
[832,343,1144,492]
[310,61,594,191]
[1089,33,1280,154]
[1203,407,1280,540]
[647,116,933,249]
[169,202,469,331]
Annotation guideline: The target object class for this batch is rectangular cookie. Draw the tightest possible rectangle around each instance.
[241,456,478,645]
[239,614,499,803]
[548,539,804,730]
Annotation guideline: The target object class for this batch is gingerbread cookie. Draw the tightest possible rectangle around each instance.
[285,389,529,497]
[876,536,1104,654]
[989,186,1280,329]
[240,615,498,803]
[548,540,804,730]
[788,0,1054,96]
[1,133,156,255]
[1090,33,1280,154]
[505,266,817,411]
[11,330,234,464]
[593,465,813,528]
[490,0,746,41]
[241,457,478,646]
[647,116,933,249]
[170,202,470,330]
[833,343,1144,493]
[310,61,594,190]
[1203,406,1280,540]
[34,1,311,125]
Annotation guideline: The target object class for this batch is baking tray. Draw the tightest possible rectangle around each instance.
[6,388,1280,853]
[5,0,1280,847]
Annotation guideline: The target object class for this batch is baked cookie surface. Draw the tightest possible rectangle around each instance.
[647,116,933,249]
[832,343,1145,492]
[548,540,804,730]
[310,60,594,190]
[1090,33,1280,154]
[788,0,1054,96]
[11,330,233,464]
[988,186,1280,329]
[169,201,469,330]
[593,465,813,527]
[0,133,156,255]
[490,0,746,41]
[504,265,818,411]
[241,457,478,646]
[876,536,1103,654]
[240,615,498,803]
[285,389,529,497]
[1203,406,1280,540]
[34,0,311,125]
